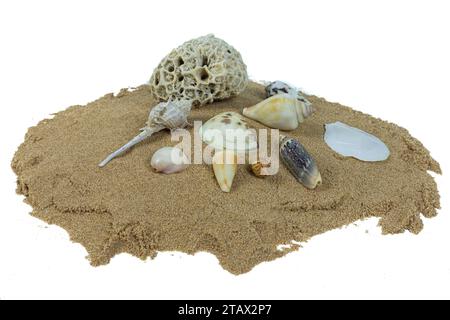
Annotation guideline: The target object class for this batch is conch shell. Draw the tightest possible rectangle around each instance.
[242,94,311,131]
[279,136,321,189]
[99,100,192,167]
[212,150,237,192]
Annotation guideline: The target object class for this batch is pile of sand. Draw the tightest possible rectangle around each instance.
[12,82,441,274]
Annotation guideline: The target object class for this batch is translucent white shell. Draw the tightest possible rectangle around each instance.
[150,147,189,174]
[199,112,258,151]
[324,122,390,162]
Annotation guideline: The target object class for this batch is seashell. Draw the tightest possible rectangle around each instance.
[199,112,258,151]
[150,147,189,174]
[148,99,192,129]
[99,100,192,167]
[250,161,271,178]
[265,80,296,97]
[243,94,311,131]
[324,121,390,162]
[212,150,237,192]
[279,136,322,189]
[265,80,313,117]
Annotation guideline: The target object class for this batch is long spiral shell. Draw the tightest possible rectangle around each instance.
[148,100,192,129]
[99,100,192,167]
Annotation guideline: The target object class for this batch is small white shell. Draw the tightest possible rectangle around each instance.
[150,147,189,174]
[324,122,390,162]
[199,112,258,151]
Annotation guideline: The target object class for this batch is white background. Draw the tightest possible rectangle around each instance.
[1,0,449,300]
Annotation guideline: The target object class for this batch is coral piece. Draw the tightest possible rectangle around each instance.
[149,34,248,106]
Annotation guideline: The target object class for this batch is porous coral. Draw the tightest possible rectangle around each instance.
[149,34,248,106]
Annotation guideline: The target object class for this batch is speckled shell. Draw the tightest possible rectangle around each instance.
[199,111,257,151]
[279,136,321,189]
[265,81,313,117]
[265,80,297,97]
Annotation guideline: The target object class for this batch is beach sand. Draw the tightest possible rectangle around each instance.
[12,82,441,274]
